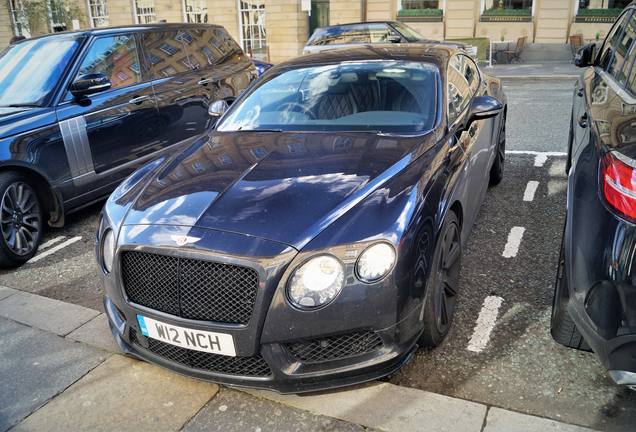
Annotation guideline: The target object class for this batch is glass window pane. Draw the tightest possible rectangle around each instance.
[77,35,140,89]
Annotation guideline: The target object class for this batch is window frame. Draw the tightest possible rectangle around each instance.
[446,54,481,128]
[238,0,267,60]
[183,0,207,23]
[87,0,109,28]
[133,0,157,24]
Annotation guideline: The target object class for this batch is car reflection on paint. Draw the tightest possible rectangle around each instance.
[98,44,507,393]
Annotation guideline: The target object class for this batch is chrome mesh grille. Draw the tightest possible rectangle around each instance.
[121,251,259,324]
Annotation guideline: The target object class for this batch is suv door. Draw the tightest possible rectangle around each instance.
[142,28,209,147]
[56,32,161,196]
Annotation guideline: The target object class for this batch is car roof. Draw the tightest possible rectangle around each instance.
[12,23,224,43]
[312,21,401,31]
[276,43,456,70]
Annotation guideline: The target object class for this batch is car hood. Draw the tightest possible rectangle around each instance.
[0,106,55,139]
[122,130,434,248]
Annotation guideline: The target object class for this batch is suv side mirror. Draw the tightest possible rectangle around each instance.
[208,99,229,119]
[467,96,503,123]
[70,73,111,98]
[575,43,597,67]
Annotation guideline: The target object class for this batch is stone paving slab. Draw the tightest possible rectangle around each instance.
[247,382,487,432]
[13,354,219,432]
[484,407,596,432]
[0,290,99,336]
[67,313,119,353]
[185,388,369,432]
[0,317,106,432]
[0,285,17,301]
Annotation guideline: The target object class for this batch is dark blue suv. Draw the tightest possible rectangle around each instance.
[0,24,256,267]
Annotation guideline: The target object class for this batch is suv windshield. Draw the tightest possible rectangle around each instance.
[217,61,438,134]
[0,35,82,107]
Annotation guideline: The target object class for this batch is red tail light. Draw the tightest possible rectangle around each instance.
[601,151,636,220]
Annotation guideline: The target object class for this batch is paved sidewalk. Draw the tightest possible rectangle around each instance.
[483,62,579,80]
[0,285,598,432]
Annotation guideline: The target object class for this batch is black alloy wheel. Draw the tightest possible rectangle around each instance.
[419,211,462,347]
[490,113,506,186]
[0,173,42,267]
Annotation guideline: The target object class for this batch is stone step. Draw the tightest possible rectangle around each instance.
[521,43,573,62]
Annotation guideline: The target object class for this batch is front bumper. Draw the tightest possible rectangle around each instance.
[104,295,419,393]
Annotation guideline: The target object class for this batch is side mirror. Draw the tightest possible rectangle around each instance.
[387,35,402,43]
[70,73,111,98]
[575,43,597,68]
[467,96,503,123]
[208,99,229,118]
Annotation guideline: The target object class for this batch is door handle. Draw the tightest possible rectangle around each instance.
[578,112,588,128]
[197,78,216,86]
[128,95,151,105]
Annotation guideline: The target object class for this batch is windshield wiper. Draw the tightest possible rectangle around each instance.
[1,104,40,108]
[234,127,283,132]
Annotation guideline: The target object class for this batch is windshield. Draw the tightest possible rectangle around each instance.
[217,61,439,134]
[0,35,81,107]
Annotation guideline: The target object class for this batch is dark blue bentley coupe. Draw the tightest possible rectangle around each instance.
[98,44,507,393]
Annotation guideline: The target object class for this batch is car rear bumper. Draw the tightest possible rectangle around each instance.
[104,295,419,393]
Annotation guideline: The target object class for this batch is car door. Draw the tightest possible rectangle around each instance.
[447,54,490,227]
[141,28,210,148]
[55,32,161,195]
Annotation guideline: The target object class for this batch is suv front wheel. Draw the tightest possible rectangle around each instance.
[0,172,43,268]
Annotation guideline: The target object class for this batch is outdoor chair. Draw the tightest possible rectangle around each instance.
[570,34,584,61]
[503,36,527,63]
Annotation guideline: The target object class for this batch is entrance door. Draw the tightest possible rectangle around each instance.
[311,0,330,35]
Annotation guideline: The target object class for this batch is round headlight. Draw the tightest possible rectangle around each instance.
[102,229,115,273]
[288,255,344,309]
[356,242,396,282]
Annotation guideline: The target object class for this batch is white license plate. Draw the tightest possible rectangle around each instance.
[136,315,236,357]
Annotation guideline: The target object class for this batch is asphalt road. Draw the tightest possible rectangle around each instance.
[1,80,634,430]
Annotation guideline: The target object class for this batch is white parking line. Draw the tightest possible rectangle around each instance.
[38,236,65,251]
[467,295,504,353]
[505,150,567,157]
[523,181,539,202]
[29,236,83,263]
[502,227,525,258]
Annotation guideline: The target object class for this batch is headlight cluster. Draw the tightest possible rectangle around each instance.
[287,242,396,310]
[101,229,115,273]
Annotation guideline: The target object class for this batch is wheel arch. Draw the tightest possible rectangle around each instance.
[0,163,64,227]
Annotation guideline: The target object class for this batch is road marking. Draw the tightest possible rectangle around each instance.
[534,154,548,167]
[38,236,65,251]
[505,150,567,157]
[467,295,504,353]
[523,181,539,202]
[502,227,525,258]
[30,236,83,263]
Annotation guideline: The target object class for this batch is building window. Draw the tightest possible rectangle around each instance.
[88,0,109,27]
[134,0,156,24]
[183,0,207,23]
[8,0,30,37]
[482,0,533,15]
[399,0,440,9]
[238,0,267,61]
[579,0,631,10]
[159,43,178,56]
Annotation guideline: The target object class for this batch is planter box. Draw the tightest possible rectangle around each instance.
[480,15,532,23]
[397,15,443,23]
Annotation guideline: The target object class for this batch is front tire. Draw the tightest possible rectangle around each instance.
[0,172,43,268]
[419,211,462,348]
[550,226,590,351]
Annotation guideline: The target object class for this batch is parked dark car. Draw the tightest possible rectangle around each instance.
[99,44,507,393]
[0,24,256,267]
[552,2,636,389]
[304,21,478,58]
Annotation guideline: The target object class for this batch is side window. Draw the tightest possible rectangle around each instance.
[76,34,140,89]
[447,55,479,124]
[599,10,632,71]
[607,13,636,84]
[367,24,398,43]
[333,24,370,44]
[141,31,192,78]
[188,27,241,68]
